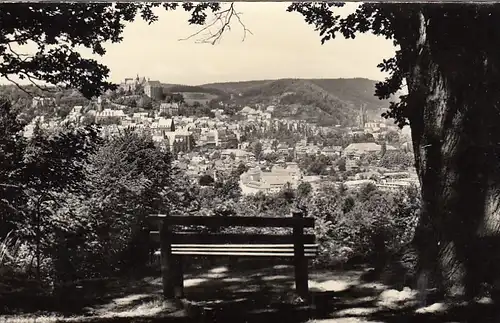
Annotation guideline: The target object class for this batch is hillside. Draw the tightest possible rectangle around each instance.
[162,84,228,97]
[201,78,393,126]
[309,78,388,114]
[201,80,272,94]
[240,79,358,126]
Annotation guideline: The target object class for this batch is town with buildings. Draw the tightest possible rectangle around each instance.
[23,75,419,197]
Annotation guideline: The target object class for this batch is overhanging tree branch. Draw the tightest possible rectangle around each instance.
[179,3,252,45]
[0,2,224,98]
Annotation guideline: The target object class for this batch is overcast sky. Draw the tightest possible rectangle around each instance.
[6,2,397,86]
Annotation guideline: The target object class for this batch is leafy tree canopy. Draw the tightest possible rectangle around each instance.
[0,2,221,98]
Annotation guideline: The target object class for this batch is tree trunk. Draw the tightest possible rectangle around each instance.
[408,7,500,302]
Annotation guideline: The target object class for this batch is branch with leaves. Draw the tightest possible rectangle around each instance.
[180,3,252,45]
[0,2,223,98]
[287,3,422,128]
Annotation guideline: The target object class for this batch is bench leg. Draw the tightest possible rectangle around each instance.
[161,254,184,298]
[173,255,184,298]
[295,257,309,300]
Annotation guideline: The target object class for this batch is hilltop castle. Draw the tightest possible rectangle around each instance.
[119,74,148,92]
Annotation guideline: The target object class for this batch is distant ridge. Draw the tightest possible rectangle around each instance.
[200,78,391,126]
[158,78,394,126]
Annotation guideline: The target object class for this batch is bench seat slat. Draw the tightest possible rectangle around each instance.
[171,244,318,248]
[153,243,319,257]
[153,250,317,257]
[172,251,317,257]
[172,248,318,253]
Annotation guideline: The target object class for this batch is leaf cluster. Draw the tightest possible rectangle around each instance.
[0,3,221,98]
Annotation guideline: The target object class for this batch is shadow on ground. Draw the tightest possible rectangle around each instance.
[159,258,500,323]
[3,259,500,322]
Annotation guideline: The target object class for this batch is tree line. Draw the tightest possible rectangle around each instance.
[0,99,194,287]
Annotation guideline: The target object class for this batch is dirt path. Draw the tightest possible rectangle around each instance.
[1,263,497,323]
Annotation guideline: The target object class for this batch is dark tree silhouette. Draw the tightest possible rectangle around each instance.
[286,2,500,302]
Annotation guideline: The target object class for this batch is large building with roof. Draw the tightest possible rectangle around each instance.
[343,142,397,159]
[144,80,163,100]
[239,163,302,195]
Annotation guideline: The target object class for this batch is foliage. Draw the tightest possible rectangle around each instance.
[297,181,312,198]
[0,2,222,98]
[214,180,421,269]
[233,162,249,177]
[379,150,414,170]
[199,174,215,186]
[251,140,263,160]
[380,141,387,157]
[96,116,122,126]
[350,132,375,143]
[163,92,185,104]
[78,130,180,275]
[0,100,103,282]
[165,85,226,97]
[0,231,21,268]
[137,96,153,109]
[0,101,201,284]
[113,96,139,108]
[299,154,334,176]
[337,157,347,172]
[0,100,27,237]
[179,104,215,118]
[308,183,421,268]
[384,131,400,144]
[196,175,242,218]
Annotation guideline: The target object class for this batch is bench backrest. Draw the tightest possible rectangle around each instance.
[147,212,315,247]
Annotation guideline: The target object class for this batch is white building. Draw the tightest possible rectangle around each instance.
[95,108,126,121]
[239,164,302,195]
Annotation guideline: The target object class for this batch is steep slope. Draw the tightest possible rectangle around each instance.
[201,78,387,109]
[201,78,394,125]
[229,79,359,126]
[308,78,387,114]
[201,80,270,94]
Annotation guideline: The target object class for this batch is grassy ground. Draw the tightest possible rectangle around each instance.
[2,260,500,323]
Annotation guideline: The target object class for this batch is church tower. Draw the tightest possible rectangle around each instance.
[359,104,367,128]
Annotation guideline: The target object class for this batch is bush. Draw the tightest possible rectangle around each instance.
[306,183,421,269]
[190,181,421,271]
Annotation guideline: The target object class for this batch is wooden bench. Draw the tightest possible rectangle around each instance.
[147,210,318,300]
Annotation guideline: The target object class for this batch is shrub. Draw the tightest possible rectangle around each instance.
[306,184,421,268]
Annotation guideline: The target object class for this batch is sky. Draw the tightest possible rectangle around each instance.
[4,2,396,86]
[73,2,395,85]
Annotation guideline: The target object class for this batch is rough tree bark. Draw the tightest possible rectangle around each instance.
[407,6,500,302]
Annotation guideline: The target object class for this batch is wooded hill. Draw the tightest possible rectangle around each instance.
[199,78,393,126]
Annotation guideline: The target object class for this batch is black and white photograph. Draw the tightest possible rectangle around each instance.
[0,1,497,322]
